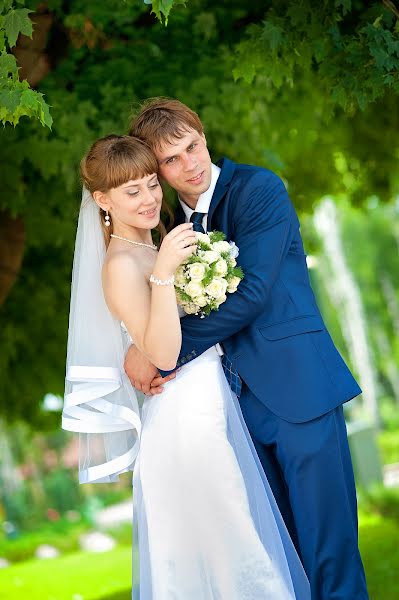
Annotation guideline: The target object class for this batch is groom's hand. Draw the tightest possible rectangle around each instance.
[124,344,176,395]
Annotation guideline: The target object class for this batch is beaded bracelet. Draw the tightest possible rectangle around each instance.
[149,274,175,286]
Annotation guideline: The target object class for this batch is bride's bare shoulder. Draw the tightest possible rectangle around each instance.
[102,247,146,285]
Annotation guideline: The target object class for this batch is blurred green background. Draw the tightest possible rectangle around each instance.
[1,1,399,599]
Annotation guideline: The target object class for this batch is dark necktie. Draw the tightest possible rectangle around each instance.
[190,212,206,233]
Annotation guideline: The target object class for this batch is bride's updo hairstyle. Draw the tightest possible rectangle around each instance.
[80,134,172,246]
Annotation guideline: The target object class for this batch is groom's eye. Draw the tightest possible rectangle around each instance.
[188,143,197,151]
[166,156,177,165]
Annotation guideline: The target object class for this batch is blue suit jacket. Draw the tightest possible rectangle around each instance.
[165,158,361,423]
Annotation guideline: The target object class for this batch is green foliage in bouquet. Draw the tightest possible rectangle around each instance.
[175,231,244,317]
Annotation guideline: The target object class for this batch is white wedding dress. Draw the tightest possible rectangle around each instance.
[131,341,310,599]
[62,194,309,599]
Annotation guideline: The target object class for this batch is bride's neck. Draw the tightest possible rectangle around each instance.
[112,223,154,245]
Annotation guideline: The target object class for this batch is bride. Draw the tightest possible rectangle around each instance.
[62,134,310,599]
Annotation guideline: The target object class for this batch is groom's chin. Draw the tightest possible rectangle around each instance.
[193,170,212,194]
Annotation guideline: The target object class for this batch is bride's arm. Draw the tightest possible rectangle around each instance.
[103,223,196,371]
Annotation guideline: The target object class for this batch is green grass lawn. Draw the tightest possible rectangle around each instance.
[0,511,398,600]
[0,546,132,600]
[359,511,399,600]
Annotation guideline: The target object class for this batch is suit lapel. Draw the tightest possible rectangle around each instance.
[173,203,186,226]
[207,157,236,229]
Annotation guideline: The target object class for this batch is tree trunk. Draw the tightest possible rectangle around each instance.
[0,212,25,307]
[0,12,54,307]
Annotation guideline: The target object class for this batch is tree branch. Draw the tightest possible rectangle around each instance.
[382,0,399,20]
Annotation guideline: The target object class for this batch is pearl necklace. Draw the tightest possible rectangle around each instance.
[110,234,158,251]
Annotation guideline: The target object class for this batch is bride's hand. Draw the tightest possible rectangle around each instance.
[154,223,197,278]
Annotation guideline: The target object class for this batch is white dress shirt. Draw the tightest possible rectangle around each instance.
[179,163,224,357]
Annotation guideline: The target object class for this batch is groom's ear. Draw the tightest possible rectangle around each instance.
[201,132,207,146]
[92,190,110,212]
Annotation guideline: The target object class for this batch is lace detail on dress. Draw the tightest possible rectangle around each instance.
[236,554,293,599]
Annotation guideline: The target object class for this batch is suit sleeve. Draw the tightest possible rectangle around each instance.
[159,171,296,373]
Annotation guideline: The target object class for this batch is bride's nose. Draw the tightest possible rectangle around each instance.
[141,187,156,204]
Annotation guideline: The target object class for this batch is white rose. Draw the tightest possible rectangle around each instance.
[188,262,206,281]
[227,276,241,293]
[229,258,237,267]
[196,232,211,245]
[175,266,187,287]
[205,278,228,299]
[201,250,220,264]
[195,294,208,308]
[228,241,239,258]
[212,240,231,254]
[185,281,204,298]
[216,294,227,307]
[184,302,200,315]
[214,259,228,276]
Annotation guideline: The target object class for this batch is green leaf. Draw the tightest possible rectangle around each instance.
[232,266,244,279]
[0,1,13,13]
[209,230,226,242]
[372,15,384,29]
[148,0,186,25]
[261,20,283,51]
[0,85,21,113]
[0,28,5,52]
[287,5,309,28]
[3,8,33,48]
[0,50,18,75]
[38,95,53,129]
[335,0,351,15]
[19,87,39,110]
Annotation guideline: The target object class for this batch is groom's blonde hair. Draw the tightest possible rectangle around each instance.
[130,98,204,150]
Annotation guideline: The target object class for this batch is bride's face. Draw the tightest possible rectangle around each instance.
[102,173,163,230]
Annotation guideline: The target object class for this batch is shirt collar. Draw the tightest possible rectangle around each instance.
[178,163,221,220]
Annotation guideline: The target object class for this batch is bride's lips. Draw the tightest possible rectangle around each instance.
[187,171,204,185]
[139,207,158,218]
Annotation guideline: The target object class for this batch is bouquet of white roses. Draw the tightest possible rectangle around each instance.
[175,231,244,317]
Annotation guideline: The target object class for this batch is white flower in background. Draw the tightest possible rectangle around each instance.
[212,240,231,254]
[205,278,228,299]
[227,276,241,293]
[195,295,208,308]
[185,281,204,298]
[230,258,237,267]
[228,241,239,258]
[188,262,206,281]
[201,250,220,264]
[196,232,211,245]
[184,303,200,314]
[175,266,187,287]
[214,259,228,276]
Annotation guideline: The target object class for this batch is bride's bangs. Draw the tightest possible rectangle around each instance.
[106,140,159,190]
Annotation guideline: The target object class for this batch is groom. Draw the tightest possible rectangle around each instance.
[125,98,369,599]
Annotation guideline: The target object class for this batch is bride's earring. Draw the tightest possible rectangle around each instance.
[104,210,111,227]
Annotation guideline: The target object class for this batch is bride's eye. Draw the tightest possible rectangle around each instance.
[149,182,159,189]
[127,190,139,196]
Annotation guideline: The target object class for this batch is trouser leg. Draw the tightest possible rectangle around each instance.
[240,390,369,600]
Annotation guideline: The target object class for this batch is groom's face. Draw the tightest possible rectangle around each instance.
[154,128,212,208]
